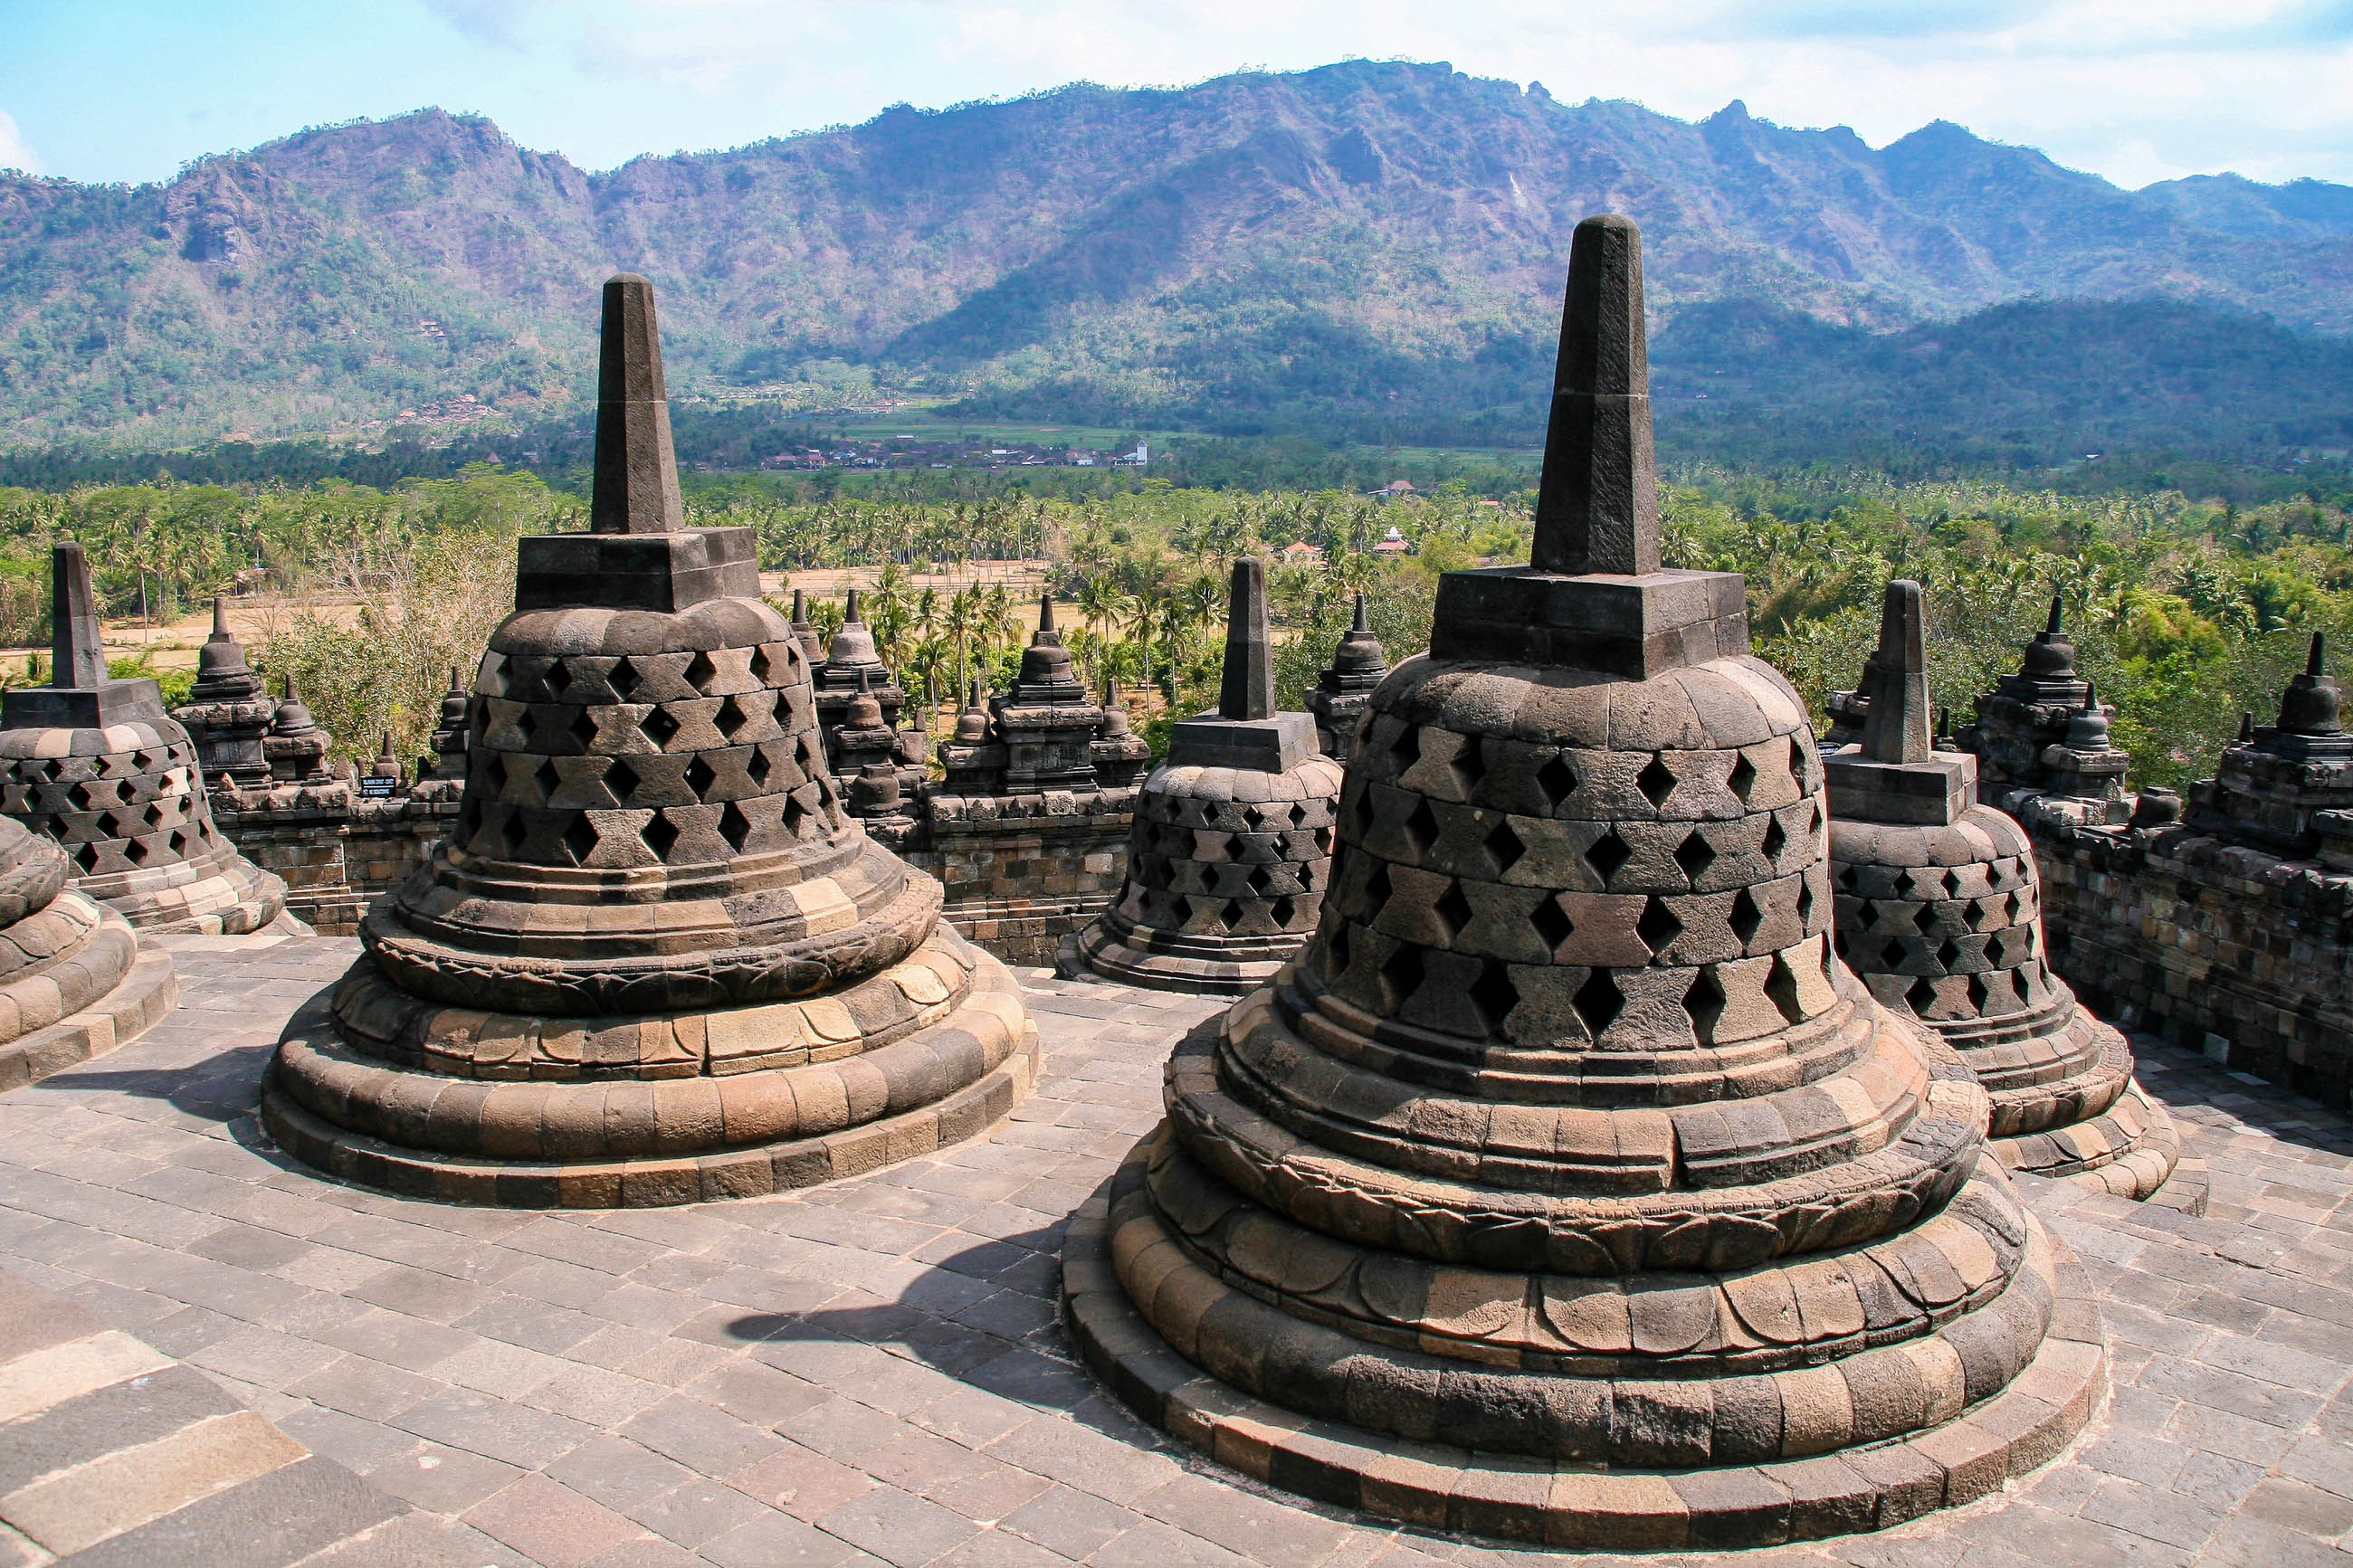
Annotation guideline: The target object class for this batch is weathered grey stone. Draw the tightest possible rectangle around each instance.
[0,546,287,936]
[262,275,1036,1207]
[1830,579,2189,1208]
[1069,215,2103,1548]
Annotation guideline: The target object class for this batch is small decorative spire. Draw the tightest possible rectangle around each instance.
[2240,711,2255,743]
[1530,214,1660,578]
[588,275,688,536]
[1219,557,1273,721]
[2046,594,2064,635]
[844,587,862,623]
[1037,594,1056,634]
[1858,580,1931,765]
[2275,630,2344,736]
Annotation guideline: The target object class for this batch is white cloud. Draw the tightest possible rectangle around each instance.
[0,109,43,176]
[382,0,2353,186]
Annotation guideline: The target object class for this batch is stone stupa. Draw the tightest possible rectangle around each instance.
[262,275,1035,1207]
[1063,215,2106,1550]
[0,811,177,1092]
[1308,591,1388,761]
[1058,558,1343,995]
[0,546,288,935]
[1826,581,2192,1206]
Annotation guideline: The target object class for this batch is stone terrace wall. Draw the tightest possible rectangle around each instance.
[887,786,1134,965]
[214,794,461,937]
[2024,808,2353,1110]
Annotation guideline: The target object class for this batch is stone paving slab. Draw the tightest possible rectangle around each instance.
[0,931,2345,1566]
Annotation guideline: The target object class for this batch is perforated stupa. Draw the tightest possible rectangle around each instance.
[0,546,287,934]
[1826,581,2191,1205]
[262,275,1035,1206]
[1058,558,1342,994]
[1062,216,2107,1550]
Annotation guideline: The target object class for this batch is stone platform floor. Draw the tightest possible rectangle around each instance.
[0,932,2348,1568]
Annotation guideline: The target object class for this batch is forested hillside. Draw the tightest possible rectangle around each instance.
[6,60,2353,450]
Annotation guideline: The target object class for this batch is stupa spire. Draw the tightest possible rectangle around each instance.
[588,275,687,536]
[50,543,107,690]
[1858,579,1932,764]
[1217,557,1272,721]
[1530,214,1660,577]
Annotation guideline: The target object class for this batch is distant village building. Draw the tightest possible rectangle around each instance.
[1279,541,1322,565]
[1373,525,1410,555]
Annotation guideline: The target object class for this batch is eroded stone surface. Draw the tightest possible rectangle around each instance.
[0,938,2339,1567]
[260,277,1035,1207]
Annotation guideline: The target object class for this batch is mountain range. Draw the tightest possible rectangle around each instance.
[5,59,2353,453]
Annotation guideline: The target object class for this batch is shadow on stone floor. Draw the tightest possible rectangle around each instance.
[33,1040,279,1132]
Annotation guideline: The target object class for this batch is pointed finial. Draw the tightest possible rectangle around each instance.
[2046,594,2063,635]
[2082,683,2098,713]
[49,543,107,689]
[1859,580,1931,765]
[1219,557,1273,721]
[2310,631,2327,677]
[1531,214,1660,577]
[1038,594,1055,634]
[588,275,687,536]
[284,672,300,699]
[791,588,808,622]
[211,595,232,639]
[859,668,872,694]
[844,588,862,622]
[1352,592,1369,632]
[2240,711,2254,742]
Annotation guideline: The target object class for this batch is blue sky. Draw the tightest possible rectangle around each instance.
[4,0,2350,189]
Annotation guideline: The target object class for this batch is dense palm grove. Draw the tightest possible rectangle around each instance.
[0,464,2343,792]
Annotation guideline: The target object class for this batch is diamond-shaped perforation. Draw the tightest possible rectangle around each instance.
[1636,754,1676,808]
[1434,881,1473,941]
[1468,964,1518,1032]
[561,813,597,865]
[746,747,773,789]
[1761,815,1788,863]
[167,830,187,857]
[1484,820,1525,875]
[482,753,508,794]
[1937,938,1964,972]
[641,708,681,749]
[604,757,638,805]
[124,837,149,867]
[1912,902,1939,935]
[1586,831,1632,884]
[1674,832,1717,886]
[686,651,719,693]
[783,794,810,837]
[1530,896,1574,954]
[1573,970,1623,1036]
[66,782,92,810]
[500,809,529,856]
[515,708,539,747]
[1906,976,1939,1015]
[1728,753,1758,804]
[1364,863,1393,919]
[611,657,643,701]
[719,802,753,851]
[1389,723,1421,775]
[1379,946,1424,1010]
[684,755,719,799]
[1451,733,1486,794]
[642,812,681,860]
[568,708,598,750]
[749,646,775,684]
[1324,924,1351,979]
[1536,754,1577,811]
[1879,937,1906,969]
[1636,898,1683,958]
[535,757,562,803]
[1967,972,1994,1011]
[1728,887,1763,946]
[1796,875,1816,928]
[1270,895,1296,927]
[718,696,749,742]
[1766,954,1808,1024]
[1353,788,1377,839]
[1685,969,1728,1038]
[1245,865,1273,895]
[1404,799,1441,856]
[543,660,573,699]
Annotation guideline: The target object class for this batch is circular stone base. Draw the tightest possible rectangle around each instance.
[259,949,1041,1208]
[1055,920,1293,997]
[263,1041,1036,1208]
[1994,1078,2205,1214]
[0,941,176,1092]
[95,853,287,936]
[1062,1140,2110,1553]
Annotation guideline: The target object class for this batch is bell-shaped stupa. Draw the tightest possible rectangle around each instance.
[1063,217,2105,1550]
[0,546,288,934]
[262,276,1036,1207]
[1827,582,2190,1205]
[0,813,177,1091]
[1058,559,1342,994]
